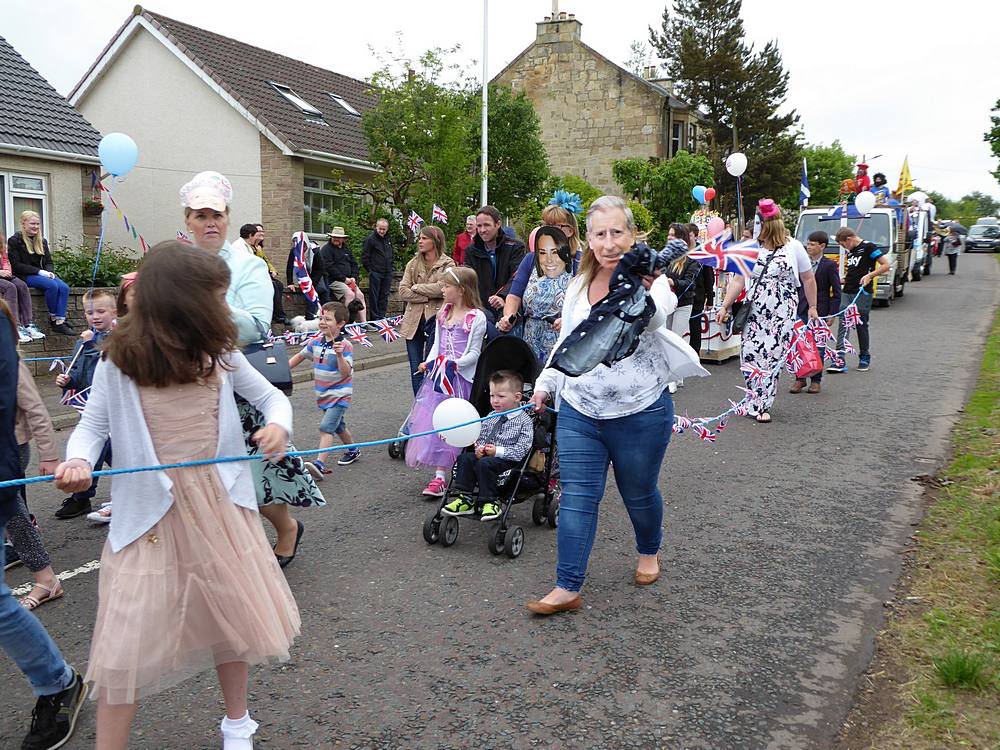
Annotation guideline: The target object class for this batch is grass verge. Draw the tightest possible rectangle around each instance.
[840,301,1000,748]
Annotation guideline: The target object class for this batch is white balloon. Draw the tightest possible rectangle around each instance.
[725,152,748,177]
[854,191,877,215]
[432,398,482,448]
[908,190,928,204]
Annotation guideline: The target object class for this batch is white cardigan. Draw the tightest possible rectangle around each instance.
[536,274,709,419]
[65,352,293,552]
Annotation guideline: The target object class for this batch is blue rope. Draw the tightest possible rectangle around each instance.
[0,405,533,490]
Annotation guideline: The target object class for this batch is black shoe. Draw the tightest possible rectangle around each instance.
[274,520,304,570]
[21,667,88,750]
[54,496,92,520]
[4,542,22,570]
[50,321,75,336]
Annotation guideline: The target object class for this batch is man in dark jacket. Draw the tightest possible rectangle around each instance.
[790,230,842,394]
[320,226,370,327]
[361,219,394,321]
[0,303,88,749]
[464,206,525,324]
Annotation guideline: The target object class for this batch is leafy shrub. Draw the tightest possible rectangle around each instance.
[52,238,138,288]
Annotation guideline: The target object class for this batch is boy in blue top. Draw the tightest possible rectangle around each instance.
[442,370,534,521]
[828,227,890,373]
[289,301,359,477]
[52,289,115,519]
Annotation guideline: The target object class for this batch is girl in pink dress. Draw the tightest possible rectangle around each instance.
[54,242,300,750]
[406,267,487,497]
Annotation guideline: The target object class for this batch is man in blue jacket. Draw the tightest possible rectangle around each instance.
[0,303,88,749]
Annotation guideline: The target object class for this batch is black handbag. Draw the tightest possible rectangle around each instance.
[730,250,777,335]
[242,320,293,394]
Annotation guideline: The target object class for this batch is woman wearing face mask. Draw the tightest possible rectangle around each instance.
[521,226,573,364]
[179,172,324,570]
[7,211,73,335]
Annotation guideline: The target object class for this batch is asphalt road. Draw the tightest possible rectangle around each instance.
[2,254,998,750]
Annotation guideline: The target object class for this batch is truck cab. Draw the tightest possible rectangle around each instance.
[794,205,910,307]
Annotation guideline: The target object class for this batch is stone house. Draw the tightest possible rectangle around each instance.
[0,35,102,248]
[493,11,706,194]
[69,5,377,268]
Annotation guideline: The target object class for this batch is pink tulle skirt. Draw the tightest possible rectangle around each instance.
[405,374,472,470]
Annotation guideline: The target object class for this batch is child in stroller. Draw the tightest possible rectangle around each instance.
[423,336,558,558]
[441,369,534,521]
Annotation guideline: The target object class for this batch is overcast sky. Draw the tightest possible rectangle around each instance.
[5,0,999,201]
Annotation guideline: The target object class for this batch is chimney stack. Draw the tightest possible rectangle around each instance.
[536,8,582,43]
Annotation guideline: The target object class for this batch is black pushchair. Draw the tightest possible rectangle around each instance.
[421,336,558,558]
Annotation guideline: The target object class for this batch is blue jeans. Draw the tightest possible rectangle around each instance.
[319,403,348,435]
[368,271,393,321]
[405,318,435,396]
[24,274,69,318]
[0,526,73,696]
[554,390,674,592]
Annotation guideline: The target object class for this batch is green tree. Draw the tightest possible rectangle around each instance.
[612,150,715,235]
[468,84,551,219]
[986,98,1000,185]
[649,0,801,211]
[780,141,856,207]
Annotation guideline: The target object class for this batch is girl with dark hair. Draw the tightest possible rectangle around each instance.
[54,242,300,750]
[522,225,572,363]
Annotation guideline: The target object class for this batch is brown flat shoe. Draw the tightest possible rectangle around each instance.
[526,596,582,615]
[634,563,661,586]
[789,380,805,394]
[807,382,821,394]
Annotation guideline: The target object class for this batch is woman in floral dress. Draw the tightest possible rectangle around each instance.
[521,226,573,364]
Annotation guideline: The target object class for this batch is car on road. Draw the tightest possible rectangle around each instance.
[966,223,1000,252]
[975,216,998,226]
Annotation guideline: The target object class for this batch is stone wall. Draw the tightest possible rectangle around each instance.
[259,134,304,272]
[494,19,666,194]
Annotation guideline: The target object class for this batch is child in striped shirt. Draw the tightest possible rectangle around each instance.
[289,301,359,477]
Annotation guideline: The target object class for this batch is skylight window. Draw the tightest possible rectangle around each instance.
[269,82,322,116]
[328,93,361,117]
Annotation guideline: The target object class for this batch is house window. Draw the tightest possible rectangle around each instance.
[303,177,361,235]
[269,82,323,116]
[0,172,48,239]
[688,123,697,152]
[328,93,361,117]
[671,123,682,157]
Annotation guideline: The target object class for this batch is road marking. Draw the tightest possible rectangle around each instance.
[9,559,101,596]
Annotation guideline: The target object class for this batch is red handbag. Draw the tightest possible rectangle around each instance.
[791,326,824,379]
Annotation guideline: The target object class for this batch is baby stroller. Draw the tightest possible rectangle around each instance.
[421,336,558,558]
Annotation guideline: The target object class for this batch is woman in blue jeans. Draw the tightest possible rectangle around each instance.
[528,196,707,615]
[8,211,74,335]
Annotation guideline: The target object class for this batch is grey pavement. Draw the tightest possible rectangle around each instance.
[2,254,998,749]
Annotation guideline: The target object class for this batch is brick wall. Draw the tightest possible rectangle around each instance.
[259,134,304,273]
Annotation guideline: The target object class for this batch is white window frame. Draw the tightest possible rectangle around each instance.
[1,171,49,240]
[328,93,361,117]
[268,82,323,116]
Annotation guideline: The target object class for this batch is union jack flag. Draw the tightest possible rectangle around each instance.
[60,386,91,413]
[176,231,192,245]
[345,324,374,348]
[716,416,729,433]
[740,363,767,383]
[407,211,424,233]
[785,348,805,374]
[689,236,761,277]
[430,355,458,396]
[693,423,717,443]
[810,319,833,348]
[291,232,319,305]
[375,319,400,343]
[843,304,862,329]
[431,204,448,224]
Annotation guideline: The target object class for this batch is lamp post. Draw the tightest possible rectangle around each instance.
[480,0,489,206]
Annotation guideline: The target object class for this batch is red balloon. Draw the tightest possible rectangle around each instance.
[704,187,717,202]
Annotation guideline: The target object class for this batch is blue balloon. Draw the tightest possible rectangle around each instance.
[691,185,707,204]
[98,133,138,176]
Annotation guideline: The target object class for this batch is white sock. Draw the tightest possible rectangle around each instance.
[220,712,258,742]
[435,470,446,480]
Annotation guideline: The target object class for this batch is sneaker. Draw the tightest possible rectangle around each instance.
[4,542,22,571]
[856,356,871,372]
[85,503,112,524]
[17,326,32,343]
[480,502,501,521]
[50,321,75,336]
[337,448,361,466]
[305,460,330,481]
[667,382,677,394]
[26,323,46,340]
[21,667,88,750]
[442,495,476,516]
[422,476,447,497]
[826,363,848,373]
[54,496,92,520]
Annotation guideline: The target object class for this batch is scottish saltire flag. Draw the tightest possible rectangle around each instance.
[432,204,448,224]
[689,235,761,277]
[800,158,810,208]
[407,211,424,233]
[430,355,458,396]
[291,232,319,304]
